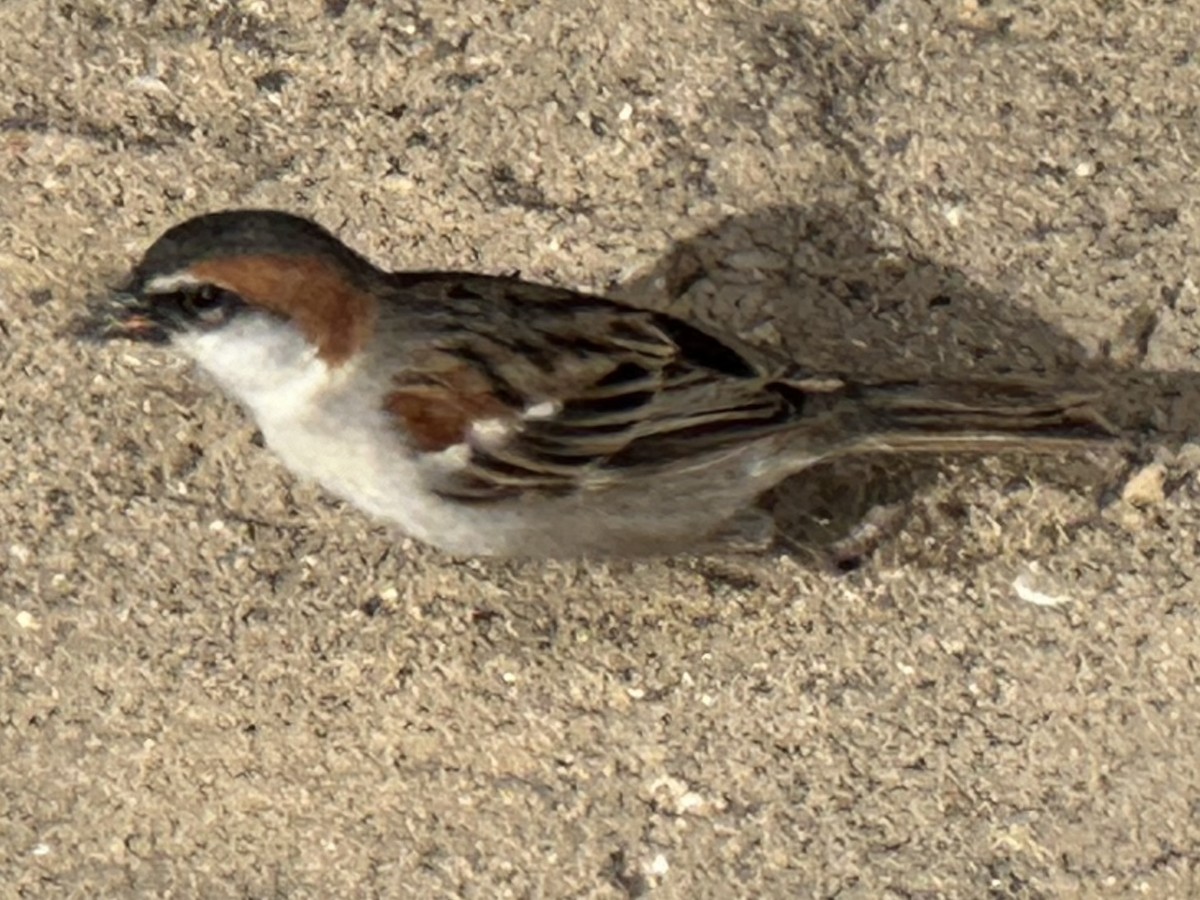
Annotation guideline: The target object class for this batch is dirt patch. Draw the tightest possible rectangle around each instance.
[2,0,1198,895]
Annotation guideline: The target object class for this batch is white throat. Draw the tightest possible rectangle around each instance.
[173,314,332,421]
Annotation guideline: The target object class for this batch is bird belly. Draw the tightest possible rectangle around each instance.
[257,400,791,557]
[254,398,460,543]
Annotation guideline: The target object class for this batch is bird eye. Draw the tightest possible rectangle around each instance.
[182,285,240,325]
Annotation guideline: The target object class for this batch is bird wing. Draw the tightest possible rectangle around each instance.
[378,273,804,501]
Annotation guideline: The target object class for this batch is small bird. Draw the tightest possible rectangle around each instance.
[80,210,1117,558]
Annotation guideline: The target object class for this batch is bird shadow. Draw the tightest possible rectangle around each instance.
[612,203,1200,570]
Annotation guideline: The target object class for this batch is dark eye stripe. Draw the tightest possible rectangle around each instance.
[149,285,246,329]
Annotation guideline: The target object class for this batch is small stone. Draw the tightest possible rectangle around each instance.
[644,854,669,876]
[943,204,966,227]
[1121,463,1167,507]
[1012,564,1071,607]
[382,174,416,193]
[128,75,172,97]
[1174,442,1200,472]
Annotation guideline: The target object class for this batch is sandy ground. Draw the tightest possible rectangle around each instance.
[3,0,1200,896]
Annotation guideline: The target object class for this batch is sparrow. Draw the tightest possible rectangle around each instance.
[79,209,1119,558]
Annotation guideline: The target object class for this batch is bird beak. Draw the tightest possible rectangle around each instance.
[75,279,171,345]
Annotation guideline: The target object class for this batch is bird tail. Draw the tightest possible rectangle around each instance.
[828,378,1121,456]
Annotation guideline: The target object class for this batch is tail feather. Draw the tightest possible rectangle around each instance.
[840,379,1120,456]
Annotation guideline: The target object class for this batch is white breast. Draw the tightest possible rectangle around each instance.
[173,316,468,542]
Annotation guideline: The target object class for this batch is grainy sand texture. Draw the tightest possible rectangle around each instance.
[3,1,1199,896]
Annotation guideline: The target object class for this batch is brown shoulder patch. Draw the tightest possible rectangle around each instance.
[384,362,514,453]
[189,254,375,366]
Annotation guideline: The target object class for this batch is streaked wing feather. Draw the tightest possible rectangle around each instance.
[383,273,799,502]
